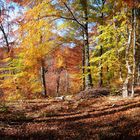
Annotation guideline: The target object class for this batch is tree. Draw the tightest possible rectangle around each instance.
[1,4,57,98]
[91,0,123,84]
[3,0,139,99]
[18,0,94,89]
[0,0,17,53]
[122,0,140,97]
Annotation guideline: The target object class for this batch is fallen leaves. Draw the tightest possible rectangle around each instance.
[0,96,140,139]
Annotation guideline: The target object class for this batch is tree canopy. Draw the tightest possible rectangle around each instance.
[0,0,140,99]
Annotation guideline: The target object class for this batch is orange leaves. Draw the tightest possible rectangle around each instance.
[53,46,82,73]
[123,0,140,7]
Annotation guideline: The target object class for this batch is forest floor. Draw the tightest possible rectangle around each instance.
[0,93,140,140]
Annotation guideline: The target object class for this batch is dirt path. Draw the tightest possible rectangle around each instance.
[0,96,140,140]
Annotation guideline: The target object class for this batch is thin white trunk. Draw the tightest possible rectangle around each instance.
[122,29,132,98]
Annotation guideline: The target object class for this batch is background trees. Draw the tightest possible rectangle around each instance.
[0,0,139,99]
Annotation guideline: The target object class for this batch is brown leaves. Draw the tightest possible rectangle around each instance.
[0,96,140,139]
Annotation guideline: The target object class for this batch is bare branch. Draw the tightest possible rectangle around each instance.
[0,24,10,52]
[63,2,86,30]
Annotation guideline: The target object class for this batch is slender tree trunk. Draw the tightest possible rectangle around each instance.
[83,0,93,89]
[136,12,140,86]
[84,26,93,88]
[99,45,103,87]
[99,13,104,87]
[122,29,132,98]
[56,68,63,96]
[131,8,136,97]
[119,66,123,82]
[56,73,61,97]
[82,47,86,90]
[107,65,110,86]
[0,24,10,52]
[41,60,47,96]
[65,70,69,93]
[82,32,86,90]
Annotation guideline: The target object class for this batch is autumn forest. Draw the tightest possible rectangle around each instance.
[0,0,140,139]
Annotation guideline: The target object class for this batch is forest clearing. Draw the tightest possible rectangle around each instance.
[0,0,140,139]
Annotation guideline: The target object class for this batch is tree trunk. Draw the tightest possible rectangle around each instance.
[82,32,86,90]
[99,13,104,87]
[65,70,69,93]
[107,65,110,86]
[131,8,136,97]
[99,45,103,87]
[41,61,47,96]
[0,24,10,52]
[64,0,93,89]
[56,72,61,97]
[83,0,93,89]
[119,66,123,82]
[136,10,140,86]
[122,29,132,97]
[56,68,63,96]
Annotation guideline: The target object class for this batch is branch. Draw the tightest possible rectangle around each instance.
[63,2,86,30]
[0,24,10,52]
[37,14,75,21]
